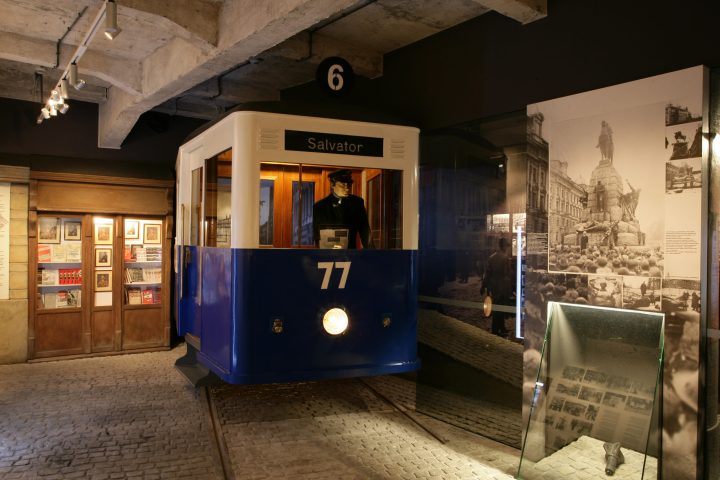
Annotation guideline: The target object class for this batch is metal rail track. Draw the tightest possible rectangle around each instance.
[200,377,449,480]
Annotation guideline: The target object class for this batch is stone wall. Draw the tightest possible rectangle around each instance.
[0,168,29,364]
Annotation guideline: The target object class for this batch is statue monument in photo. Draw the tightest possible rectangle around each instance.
[565,121,644,247]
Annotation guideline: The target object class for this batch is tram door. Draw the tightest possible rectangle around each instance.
[180,148,231,341]
[180,162,204,340]
[366,169,402,249]
[260,164,321,248]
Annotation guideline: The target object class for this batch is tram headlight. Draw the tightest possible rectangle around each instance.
[322,308,349,335]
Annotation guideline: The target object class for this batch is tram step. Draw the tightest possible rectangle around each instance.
[174,343,222,388]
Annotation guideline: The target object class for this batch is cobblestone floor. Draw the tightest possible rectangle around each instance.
[213,379,519,480]
[0,349,224,479]
[0,347,521,479]
[365,375,522,448]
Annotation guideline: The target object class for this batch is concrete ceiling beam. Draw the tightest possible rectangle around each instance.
[0,31,56,67]
[118,0,220,53]
[98,36,208,149]
[98,0,360,148]
[0,31,142,95]
[268,32,383,79]
[68,49,142,95]
[472,0,546,24]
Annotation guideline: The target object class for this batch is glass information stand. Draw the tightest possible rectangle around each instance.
[518,302,664,480]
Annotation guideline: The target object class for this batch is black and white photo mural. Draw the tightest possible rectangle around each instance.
[524,66,707,480]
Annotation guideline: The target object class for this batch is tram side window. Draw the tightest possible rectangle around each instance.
[259,179,274,246]
[190,167,202,246]
[259,162,403,249]
[292,181,315,245]
[205,149,232,248]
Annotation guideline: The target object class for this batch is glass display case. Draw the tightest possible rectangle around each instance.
[28,174,172,360]
[122,218,163,305]
[518,302,664,480]
[36,216,83,309]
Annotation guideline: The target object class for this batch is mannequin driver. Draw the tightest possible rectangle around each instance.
[313,169,371,249]
[332,177,351,200]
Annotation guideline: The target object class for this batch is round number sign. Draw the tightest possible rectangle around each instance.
[316,57,354,95]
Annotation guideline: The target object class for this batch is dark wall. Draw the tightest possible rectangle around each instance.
[0,97,204,179]
[379,0,720,130]
[4,0,720,178]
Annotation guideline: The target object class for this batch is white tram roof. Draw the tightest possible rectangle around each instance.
[176,103,420,249]
[178,103,419,171]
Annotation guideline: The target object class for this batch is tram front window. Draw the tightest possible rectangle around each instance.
[259,163,403,249]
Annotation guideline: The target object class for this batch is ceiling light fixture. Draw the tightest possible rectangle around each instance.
[37,1,120,124]
[60,79,69,99]
[104,0,121,40]
[68,63,86,90]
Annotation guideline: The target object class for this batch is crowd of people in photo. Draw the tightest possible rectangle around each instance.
[548,243,663,277]
[524,273,594,309]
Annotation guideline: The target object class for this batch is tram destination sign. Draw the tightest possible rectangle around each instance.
[285,130,383,157]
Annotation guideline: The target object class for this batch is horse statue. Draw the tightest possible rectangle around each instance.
[596,120,614,163]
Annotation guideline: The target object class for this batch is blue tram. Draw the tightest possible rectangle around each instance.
[174,109,420,385]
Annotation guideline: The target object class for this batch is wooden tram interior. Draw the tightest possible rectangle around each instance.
[201,148,404,250]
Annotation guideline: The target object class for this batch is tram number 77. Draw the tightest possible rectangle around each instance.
[317,262,351,290]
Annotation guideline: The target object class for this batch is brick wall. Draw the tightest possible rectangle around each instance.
[0,168,29,364]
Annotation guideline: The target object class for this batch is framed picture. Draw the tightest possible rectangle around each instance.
[38,217,61,244]
[63,221,82,241]
[94,223,113,245]
[124,220,139,239]
[94,270,112,291]
[143,223,161,244]
[95,248,112,267]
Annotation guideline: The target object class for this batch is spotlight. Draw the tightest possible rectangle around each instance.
[69,63,86,90]
[40,107,50,119]
[58,103,70,114]
[48,104,57,116]
[36,113,44,124]
[48,90,61,106]
[104,0,121,40]
[60,79,69,99]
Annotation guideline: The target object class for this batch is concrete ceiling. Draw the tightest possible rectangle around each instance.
[0,0,546,149]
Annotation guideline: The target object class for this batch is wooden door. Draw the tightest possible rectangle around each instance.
[365,169,402,249]
[260,164,322,248]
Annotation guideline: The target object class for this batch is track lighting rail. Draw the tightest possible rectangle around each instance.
[37,0,120,124]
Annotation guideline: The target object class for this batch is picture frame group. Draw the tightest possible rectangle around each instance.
[38,217,83,244]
